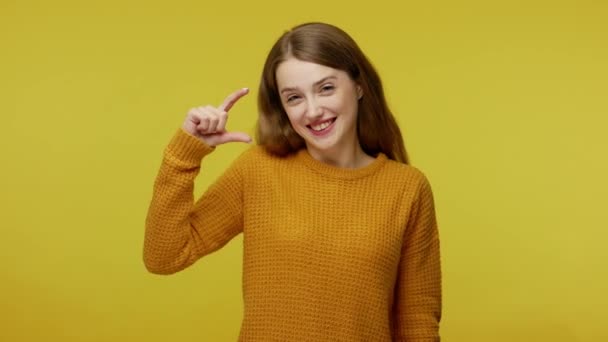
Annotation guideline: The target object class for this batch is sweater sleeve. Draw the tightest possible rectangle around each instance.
[143,128,246,275]
[392,174,442,341]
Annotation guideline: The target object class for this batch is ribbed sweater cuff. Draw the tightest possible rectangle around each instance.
[164,128,215,167]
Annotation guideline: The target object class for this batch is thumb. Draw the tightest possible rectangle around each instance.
[220,132,253,144]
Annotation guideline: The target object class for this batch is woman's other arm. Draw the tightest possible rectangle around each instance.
[392,173,442,341]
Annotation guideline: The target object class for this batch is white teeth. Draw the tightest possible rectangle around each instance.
[311,119,333,131]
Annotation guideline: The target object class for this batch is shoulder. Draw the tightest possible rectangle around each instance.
[382,159,432,187]
[380,161,437,218]
[380,159,436,204]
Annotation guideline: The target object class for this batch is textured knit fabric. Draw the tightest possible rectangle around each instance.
[144,128,442,341]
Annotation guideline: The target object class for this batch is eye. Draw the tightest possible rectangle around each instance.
[321,84,335,92]
[286,95,300,103]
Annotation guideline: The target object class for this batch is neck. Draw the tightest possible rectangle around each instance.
[306,139,374,169]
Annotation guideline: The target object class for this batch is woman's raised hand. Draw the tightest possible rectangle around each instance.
[182,88,252,147]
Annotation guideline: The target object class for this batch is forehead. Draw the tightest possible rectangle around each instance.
[276,58,346,89]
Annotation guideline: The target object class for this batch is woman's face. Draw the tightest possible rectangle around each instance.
[276,58,362,157]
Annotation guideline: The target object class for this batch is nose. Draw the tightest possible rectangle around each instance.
[305,97,323,120]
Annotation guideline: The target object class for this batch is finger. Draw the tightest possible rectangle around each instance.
[219,87,249,112]
[197,116,210,132]
[206,106,227,132]
[196,107,213,132]
[208,116,220,133]
[205,106,224,132]
[217,110,228,132]
[219,132,253,144]
[187,108,202,124]
[198,106,220,132]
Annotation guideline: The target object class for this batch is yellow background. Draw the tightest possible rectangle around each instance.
[2,0,607,341]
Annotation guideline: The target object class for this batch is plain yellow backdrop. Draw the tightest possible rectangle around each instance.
[2,0,607,341]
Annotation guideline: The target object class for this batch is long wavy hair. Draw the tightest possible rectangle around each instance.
[256,22,409,164]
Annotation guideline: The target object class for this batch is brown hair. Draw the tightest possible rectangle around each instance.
[256,22,409,164]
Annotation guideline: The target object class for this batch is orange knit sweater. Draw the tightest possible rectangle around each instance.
[144,128,442,341]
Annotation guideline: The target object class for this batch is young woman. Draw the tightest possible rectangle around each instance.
[144,22,441,341]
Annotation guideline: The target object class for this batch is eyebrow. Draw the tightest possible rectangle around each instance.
[280,75,337,94]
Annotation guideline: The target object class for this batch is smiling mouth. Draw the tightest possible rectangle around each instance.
[307,118,336,132]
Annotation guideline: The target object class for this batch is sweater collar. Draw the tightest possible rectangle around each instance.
[295,148,389,180]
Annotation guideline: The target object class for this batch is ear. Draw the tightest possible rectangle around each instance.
[356,84,363,100]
